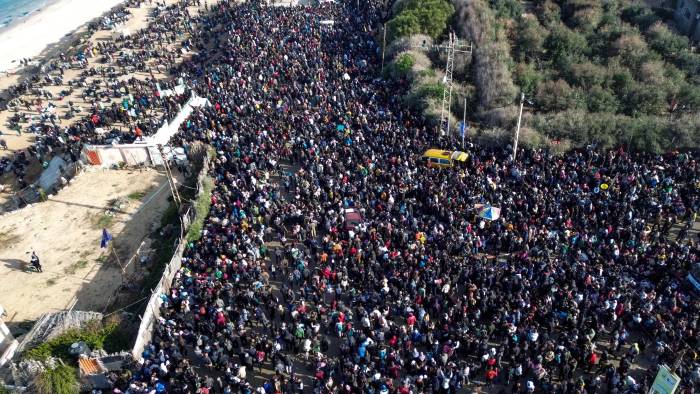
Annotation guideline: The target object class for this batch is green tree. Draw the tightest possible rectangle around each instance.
[587,86,619,113]
[516,18,546,61]
[678,84,700,111]
[412,3,454,38]
[537,0,561,27]
[566,61,607,89]
[514,62,543,97]
[675,49,700,76]
[609,66,634,95]
[536,79,577,112]
[474,42,518,108]
[612,33,651,70]
[544,24,589,66]
[623,82,666,116]
[561,0,603,32]
[387,12,421,40]
[620,5,660,30]
[647,23,689,57]
[389,0,454,39]
[490,0,522,19]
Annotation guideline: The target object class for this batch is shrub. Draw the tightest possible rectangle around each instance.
[33,363,79,394]
[417,83,444,100]
[532,110,674,151]
[490,0,522,19]
[186,175,214,242]
[385,52,416,80]
[387,0,454,40]
[587,86,619,113]
[387,12,422,41]
[518,126,549,148]
[515,18,546,61]
[536,79,576,112]
[513,62,543,97]
[647,23,688,56]
[544,24,588,66]
[23,320,127,361]
[385,34,433,58]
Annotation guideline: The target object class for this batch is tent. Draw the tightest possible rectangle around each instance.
[479,206,501,221]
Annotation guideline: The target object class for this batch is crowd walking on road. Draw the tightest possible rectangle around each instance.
[15,0,695,394]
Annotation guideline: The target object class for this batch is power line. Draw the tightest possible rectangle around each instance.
[411,33,472,136]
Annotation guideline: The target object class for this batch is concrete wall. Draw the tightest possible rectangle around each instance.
[131,156,209,359]
[675,0,700,41]
[0,305,19,367]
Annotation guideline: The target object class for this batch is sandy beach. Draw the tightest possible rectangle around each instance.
[0,0,125,72]
[0,0,213,210]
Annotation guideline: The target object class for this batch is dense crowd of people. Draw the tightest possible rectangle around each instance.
[97,1,700,394]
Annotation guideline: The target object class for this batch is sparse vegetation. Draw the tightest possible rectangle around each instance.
[45,278,57,286]
[32,363,79,394]
[92,214,114,229]
[23,320,129,362]
[186,175,214,242]
[127,190,148,200]
[63,260,88,275]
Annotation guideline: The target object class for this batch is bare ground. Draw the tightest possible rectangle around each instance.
[0,167,173,327]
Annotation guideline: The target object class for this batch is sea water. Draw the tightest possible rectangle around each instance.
[0,0,49,29]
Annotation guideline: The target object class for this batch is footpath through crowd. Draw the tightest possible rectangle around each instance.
[76,1,699,394]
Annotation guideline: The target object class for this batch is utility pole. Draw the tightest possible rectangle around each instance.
[440,32,456,136]
[462,96,467,149]
[157,144,182,208]
[513,93,525,161]
[411,33,471,137]
[381,23,387,73]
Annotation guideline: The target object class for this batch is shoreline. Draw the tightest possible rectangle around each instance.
[0,0,126,72]
[0,0,52,31]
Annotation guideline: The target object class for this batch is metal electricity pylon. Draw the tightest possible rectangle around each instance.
[413,32,472,136]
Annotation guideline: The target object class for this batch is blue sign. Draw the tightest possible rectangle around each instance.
[458,121,469,137]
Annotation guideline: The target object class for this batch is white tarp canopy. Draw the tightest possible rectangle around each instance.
[145,94,210,146]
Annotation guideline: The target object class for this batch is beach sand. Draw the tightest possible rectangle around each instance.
[0,0,211,207]
[0,167,172,324]
[0,0,125,72]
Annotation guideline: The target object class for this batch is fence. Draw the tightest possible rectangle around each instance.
[130,152,210,359]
